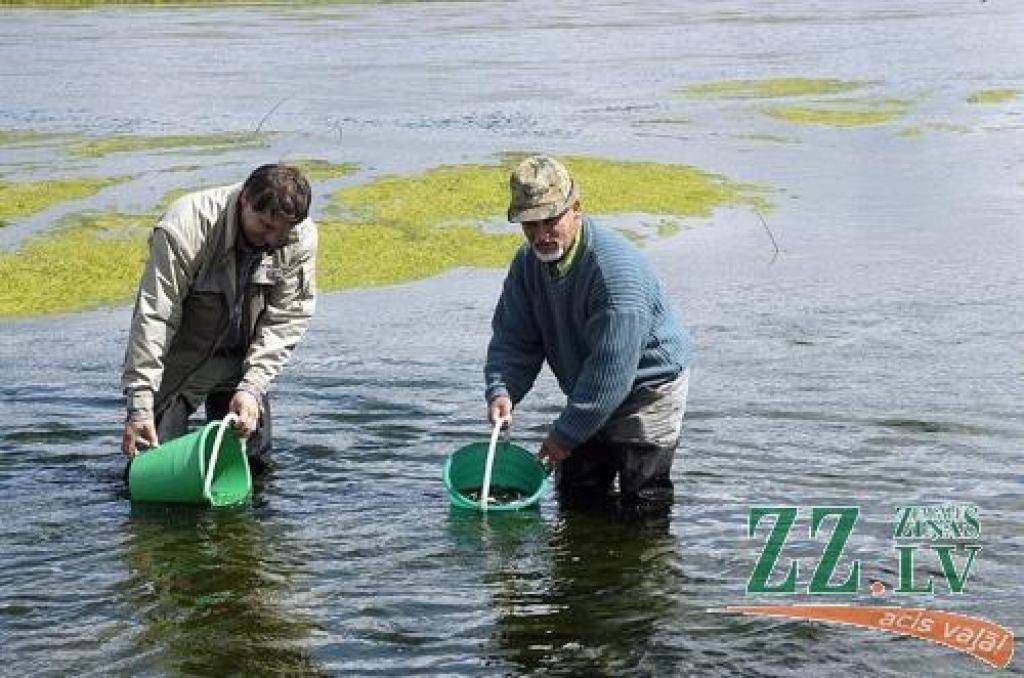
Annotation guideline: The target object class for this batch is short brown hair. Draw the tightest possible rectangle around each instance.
[241,164,311,226]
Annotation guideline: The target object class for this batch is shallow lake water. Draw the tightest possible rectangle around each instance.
[0,1,1021,675]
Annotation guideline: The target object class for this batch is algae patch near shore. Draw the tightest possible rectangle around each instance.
[0,156,770,317]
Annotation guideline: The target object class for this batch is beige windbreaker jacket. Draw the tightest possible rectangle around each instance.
[121,183,317,419]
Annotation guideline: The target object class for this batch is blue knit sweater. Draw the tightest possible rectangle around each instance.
[485,218,691,449]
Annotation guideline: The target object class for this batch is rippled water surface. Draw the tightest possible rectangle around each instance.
[1,1,1022,675]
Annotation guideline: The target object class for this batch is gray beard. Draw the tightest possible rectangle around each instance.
[533,243,565,263]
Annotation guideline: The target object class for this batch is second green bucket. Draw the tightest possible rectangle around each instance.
[443,441,551,511]
[128,416,252,507]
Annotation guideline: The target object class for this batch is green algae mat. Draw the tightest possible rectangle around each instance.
[0,177,128,228]
[679,77,915,128]
[0,155,770,318]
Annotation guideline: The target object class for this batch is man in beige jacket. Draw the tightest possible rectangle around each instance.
[121,164,317,472]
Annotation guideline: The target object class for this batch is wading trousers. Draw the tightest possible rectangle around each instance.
[558,369,689,506]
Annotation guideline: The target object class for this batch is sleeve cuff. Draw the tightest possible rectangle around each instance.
[126,389,154,412]
[485,385,510,404]
[236,380,266,404]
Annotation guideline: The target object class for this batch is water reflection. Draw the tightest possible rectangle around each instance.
[121,505,325,676]
[451,501,682,675]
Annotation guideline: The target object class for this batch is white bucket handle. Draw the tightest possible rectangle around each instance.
[202,413,246,501]
[479,417,505,511]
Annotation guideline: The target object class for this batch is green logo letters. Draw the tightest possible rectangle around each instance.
[747,504,981,596]
[747,507,859,594]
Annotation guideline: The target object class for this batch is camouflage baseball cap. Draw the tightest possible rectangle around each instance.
[507,155,580,223]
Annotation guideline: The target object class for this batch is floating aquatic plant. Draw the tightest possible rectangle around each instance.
[0,130,65,146]
[680,78,866,99]
[67,132,270,158]
[761,99,911,127]
[966,88,1017,105]
[0,176,127,228]
[899,123,970,138]
[0,212,150,316]
[284,158,359,182]
[0,160,357,317]
[568,155,770,216]
[316,155,770,291]
[0,155,770,317]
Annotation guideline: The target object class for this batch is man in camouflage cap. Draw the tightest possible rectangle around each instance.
[485,154,692,508]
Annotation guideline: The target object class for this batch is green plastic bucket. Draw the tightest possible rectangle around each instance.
[128,416,252,507]
[443,441,551,512]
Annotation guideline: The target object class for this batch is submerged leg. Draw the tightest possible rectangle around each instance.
[557,439,617,505]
